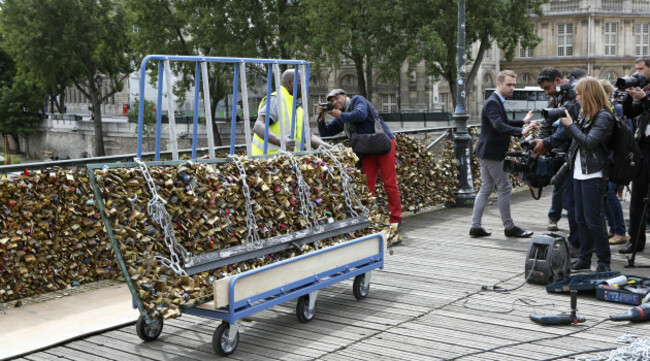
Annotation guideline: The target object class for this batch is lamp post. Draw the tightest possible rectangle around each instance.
[453,0,476,207]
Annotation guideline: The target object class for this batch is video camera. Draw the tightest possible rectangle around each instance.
[616,72,650,91]
[319,102,334,111]
[556,82,577,100]
[503,135,565,193]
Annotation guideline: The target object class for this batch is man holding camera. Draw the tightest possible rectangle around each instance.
[469,70,536,238]
[317,89,402,228]
[252,69,327,155]
[531,67,581,257]
[618,56,650,254]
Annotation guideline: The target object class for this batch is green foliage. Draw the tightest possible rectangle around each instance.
[127,98,156,135]
[0,79,47,136]
[408,0,545,108]
[0,0,136,156]
[299,0,411,96]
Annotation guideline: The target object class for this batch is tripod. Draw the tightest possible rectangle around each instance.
[625,182,650,268]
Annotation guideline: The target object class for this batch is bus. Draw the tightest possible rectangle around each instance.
[484,86,551,119]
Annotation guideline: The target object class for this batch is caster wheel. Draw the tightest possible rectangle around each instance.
[136,315,163,341]
[213,322,239,356]
[296,294,316,323]
[353,274,369,300]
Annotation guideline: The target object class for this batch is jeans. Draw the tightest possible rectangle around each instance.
[548,181,564,222]
[562,177,579,248]
[574,177,611,266]
[362,138,402,223]
[604,181,626,236]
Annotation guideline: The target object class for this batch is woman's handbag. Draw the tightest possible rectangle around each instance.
[349,104,392,156]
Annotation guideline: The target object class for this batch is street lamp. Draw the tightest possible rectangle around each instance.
[453,0,476,207]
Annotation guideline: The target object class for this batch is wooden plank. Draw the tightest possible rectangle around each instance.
[43,346,112,361]
[210,234,381,307]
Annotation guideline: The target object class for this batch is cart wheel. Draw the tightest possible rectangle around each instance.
[213,322,239,356]
[136,315,163,341]
[353,274,369,300]
[296,294,317,323]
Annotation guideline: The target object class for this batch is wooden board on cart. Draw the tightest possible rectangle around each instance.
[199,233,384,309]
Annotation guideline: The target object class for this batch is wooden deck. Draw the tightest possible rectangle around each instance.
[14,190,650,360]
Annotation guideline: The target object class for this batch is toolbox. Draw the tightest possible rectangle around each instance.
[546,271,621,293]
[595,275,650,305]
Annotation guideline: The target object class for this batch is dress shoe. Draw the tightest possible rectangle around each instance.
[571,259,591,271]
[609,234,627,245]
[469,227,491,238]
[618,242,645,254]
[596,264,611,272]
[504,226,533,238]
[547,219,559,232]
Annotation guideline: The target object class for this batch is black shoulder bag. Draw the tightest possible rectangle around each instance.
[349,101,392,156]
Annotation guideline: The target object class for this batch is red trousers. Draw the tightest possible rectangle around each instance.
[362,138,402,223]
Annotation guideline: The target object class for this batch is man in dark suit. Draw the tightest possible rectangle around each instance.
[470,70,537,238]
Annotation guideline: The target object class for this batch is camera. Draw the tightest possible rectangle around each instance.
[612,89,627,104]
[319,102,334,111]
[503,135,565,192]
[541,107,567,123]
[556,82,577,100]
[616,72,650,90]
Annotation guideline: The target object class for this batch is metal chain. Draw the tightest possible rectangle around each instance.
[230,155,262,248]
[575,334,650,361]
[279,151,318,226]
[134,158,189,276]
[320,146,369,216]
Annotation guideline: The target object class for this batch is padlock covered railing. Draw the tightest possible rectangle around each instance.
[136,55,312,161]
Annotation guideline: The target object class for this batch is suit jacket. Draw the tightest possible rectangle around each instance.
[475,92,525,161]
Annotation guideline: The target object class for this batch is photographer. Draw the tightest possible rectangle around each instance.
[618,56,650,254]
[317,89,402,228]
[531,67,581,255]
[559,76,614,272]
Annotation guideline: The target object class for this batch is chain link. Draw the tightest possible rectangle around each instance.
[320,146,368,216]
[230,155,262,248]
[575,334,650,361]
[134,158,189,276]
[279,151,318,227]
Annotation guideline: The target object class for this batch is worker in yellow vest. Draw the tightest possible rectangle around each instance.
[252,69,327,155]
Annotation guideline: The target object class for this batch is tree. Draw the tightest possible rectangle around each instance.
[0,47,47,153]
[409,0,544,109]
[0,0,135,156]
[299,0,411,99]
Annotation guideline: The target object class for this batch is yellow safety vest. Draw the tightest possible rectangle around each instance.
[251,86,304,155]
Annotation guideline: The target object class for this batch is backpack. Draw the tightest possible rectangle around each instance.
[607,111,642,186]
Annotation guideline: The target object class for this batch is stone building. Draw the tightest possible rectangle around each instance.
[501,0,650,88]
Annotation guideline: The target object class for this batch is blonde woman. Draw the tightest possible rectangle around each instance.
[561,77,614,272]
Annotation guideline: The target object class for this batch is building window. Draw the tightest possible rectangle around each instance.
[519,43,534,58]
[557,23,574,57]
[310,77,325,88]
[520,73,533,84]
[483,73,493,87]
[312,94,327,115]
[604,23,617,56]
[602,71,618,82]
[439,93,448,112]
[341,75,357,87]
[381,94,397,112]
[635,23,649,56]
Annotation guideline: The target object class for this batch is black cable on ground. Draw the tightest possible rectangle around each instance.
[441,318,610,361]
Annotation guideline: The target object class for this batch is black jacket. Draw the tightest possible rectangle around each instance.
[475,92,524,161]
[565,109,614,175]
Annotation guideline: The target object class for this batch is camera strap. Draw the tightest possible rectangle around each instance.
[528,185,543,200]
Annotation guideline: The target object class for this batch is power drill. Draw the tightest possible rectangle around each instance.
[610,303,650,323]
[530,290,586,325]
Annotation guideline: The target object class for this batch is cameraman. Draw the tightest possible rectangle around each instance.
[531,67,581,256]
[618,56,650,254]
[317,89,402,229]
